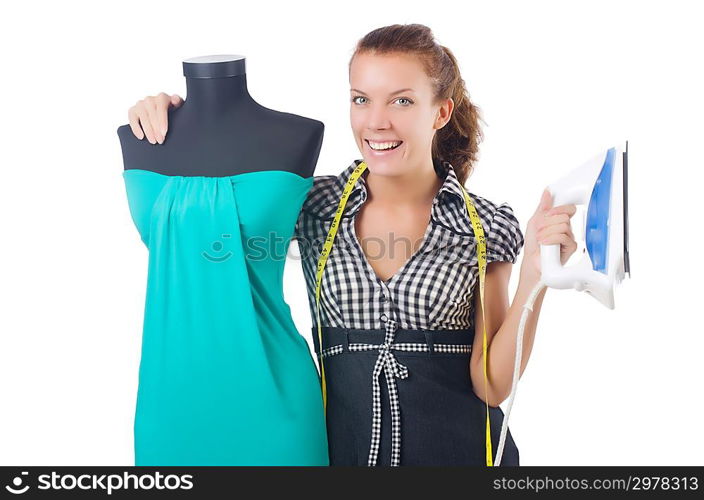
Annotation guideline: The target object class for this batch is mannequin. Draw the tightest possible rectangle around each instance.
[118,55,329,466]
[117,54,323,177]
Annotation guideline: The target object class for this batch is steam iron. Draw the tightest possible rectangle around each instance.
[494,141,630,465]
[539,141,630,307]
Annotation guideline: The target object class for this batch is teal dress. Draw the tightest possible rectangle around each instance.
[122,169,329,466]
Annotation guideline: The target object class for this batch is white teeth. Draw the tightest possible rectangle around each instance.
[368,140,402,151]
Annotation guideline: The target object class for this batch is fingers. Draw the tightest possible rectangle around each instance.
[145,95,166,144]
[535,202,578,252]
[154,92,174,141]
[164,94,184,138]
[126,92,179,144]
[545,204,576,217]
[538,232,577,249]
[536,204,576,233]
[537,212,571,232]
[171,94,184,108]
[538,221,572,240]
[142,101,157,144]
[128,98,157,144]
[127,105,144,140]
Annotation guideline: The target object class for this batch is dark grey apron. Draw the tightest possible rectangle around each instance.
[312,316,520,466]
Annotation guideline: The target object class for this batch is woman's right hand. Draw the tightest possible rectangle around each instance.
[127,93,184,144]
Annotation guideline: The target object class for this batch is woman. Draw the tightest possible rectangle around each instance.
[126,23,577,466]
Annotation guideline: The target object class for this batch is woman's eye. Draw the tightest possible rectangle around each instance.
[351,96,413,106]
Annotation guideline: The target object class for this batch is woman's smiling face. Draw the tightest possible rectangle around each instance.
[349,51,451,176]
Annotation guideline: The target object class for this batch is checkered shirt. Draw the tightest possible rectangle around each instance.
[294,159,525,332]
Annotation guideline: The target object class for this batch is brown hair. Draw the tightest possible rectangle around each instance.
[349,23,485,185]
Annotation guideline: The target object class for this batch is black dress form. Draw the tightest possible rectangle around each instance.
[117,55,330,465]
[117,54,323,177]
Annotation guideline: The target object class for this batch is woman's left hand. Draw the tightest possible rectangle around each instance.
[521,188,578,280]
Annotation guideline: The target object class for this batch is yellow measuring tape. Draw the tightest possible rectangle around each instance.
[314,160,494,466]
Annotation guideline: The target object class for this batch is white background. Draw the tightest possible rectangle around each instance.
[1,0,702,466]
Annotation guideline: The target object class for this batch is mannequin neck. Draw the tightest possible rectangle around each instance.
[180,55,259,119]
[183,73,256,112]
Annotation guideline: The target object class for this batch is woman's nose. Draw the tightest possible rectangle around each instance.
[365,105,392,130]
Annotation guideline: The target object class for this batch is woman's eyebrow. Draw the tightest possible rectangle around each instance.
[350,88,415,96]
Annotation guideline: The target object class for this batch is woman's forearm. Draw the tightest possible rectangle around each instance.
[476,267,547,407]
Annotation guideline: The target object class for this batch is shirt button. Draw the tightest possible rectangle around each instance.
[380,293,387,302]
[380,313,388,322]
